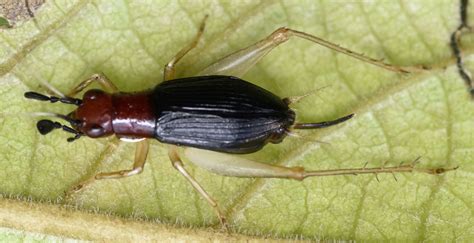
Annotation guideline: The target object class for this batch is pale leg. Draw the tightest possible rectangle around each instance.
[163,15,208,81]
[198,27,416,77]
[68,139,149,194]
[168,145,228,229]
[68,73,118,97]
[184,148,456,180]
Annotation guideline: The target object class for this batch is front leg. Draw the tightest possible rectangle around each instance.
[67,139,149,195]
[68,73,118,97]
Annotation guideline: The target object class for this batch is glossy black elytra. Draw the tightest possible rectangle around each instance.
[24,17,455,229]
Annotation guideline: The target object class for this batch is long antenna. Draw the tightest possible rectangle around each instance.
[25,112,81,126]
[39,80,65,98]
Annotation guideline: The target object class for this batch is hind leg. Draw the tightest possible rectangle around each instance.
[198,27,415,77]
[184,148,457,180]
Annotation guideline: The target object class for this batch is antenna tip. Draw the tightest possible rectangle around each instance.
[36,120,59,135]
[24,91,49,101]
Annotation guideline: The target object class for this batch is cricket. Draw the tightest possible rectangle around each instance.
[24,16,455,229]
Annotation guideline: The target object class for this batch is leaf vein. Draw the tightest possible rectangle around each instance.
[0,0,91,79]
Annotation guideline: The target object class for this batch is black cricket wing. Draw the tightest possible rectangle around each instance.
[152,75,295,154]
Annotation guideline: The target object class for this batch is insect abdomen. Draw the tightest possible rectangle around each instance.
[152,75,295,154]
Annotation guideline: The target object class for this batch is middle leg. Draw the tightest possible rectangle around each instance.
[168,145,228,229]
[163,15,208,81]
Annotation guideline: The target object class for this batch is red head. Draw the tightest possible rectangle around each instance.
[71,89,114,138]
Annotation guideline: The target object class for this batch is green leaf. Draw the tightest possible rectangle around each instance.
[0,0,473,241]
[0,17,11,29]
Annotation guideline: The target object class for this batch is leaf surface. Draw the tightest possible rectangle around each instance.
[0,0,472,241]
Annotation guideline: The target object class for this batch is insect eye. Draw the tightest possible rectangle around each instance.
[87,124,104,137]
